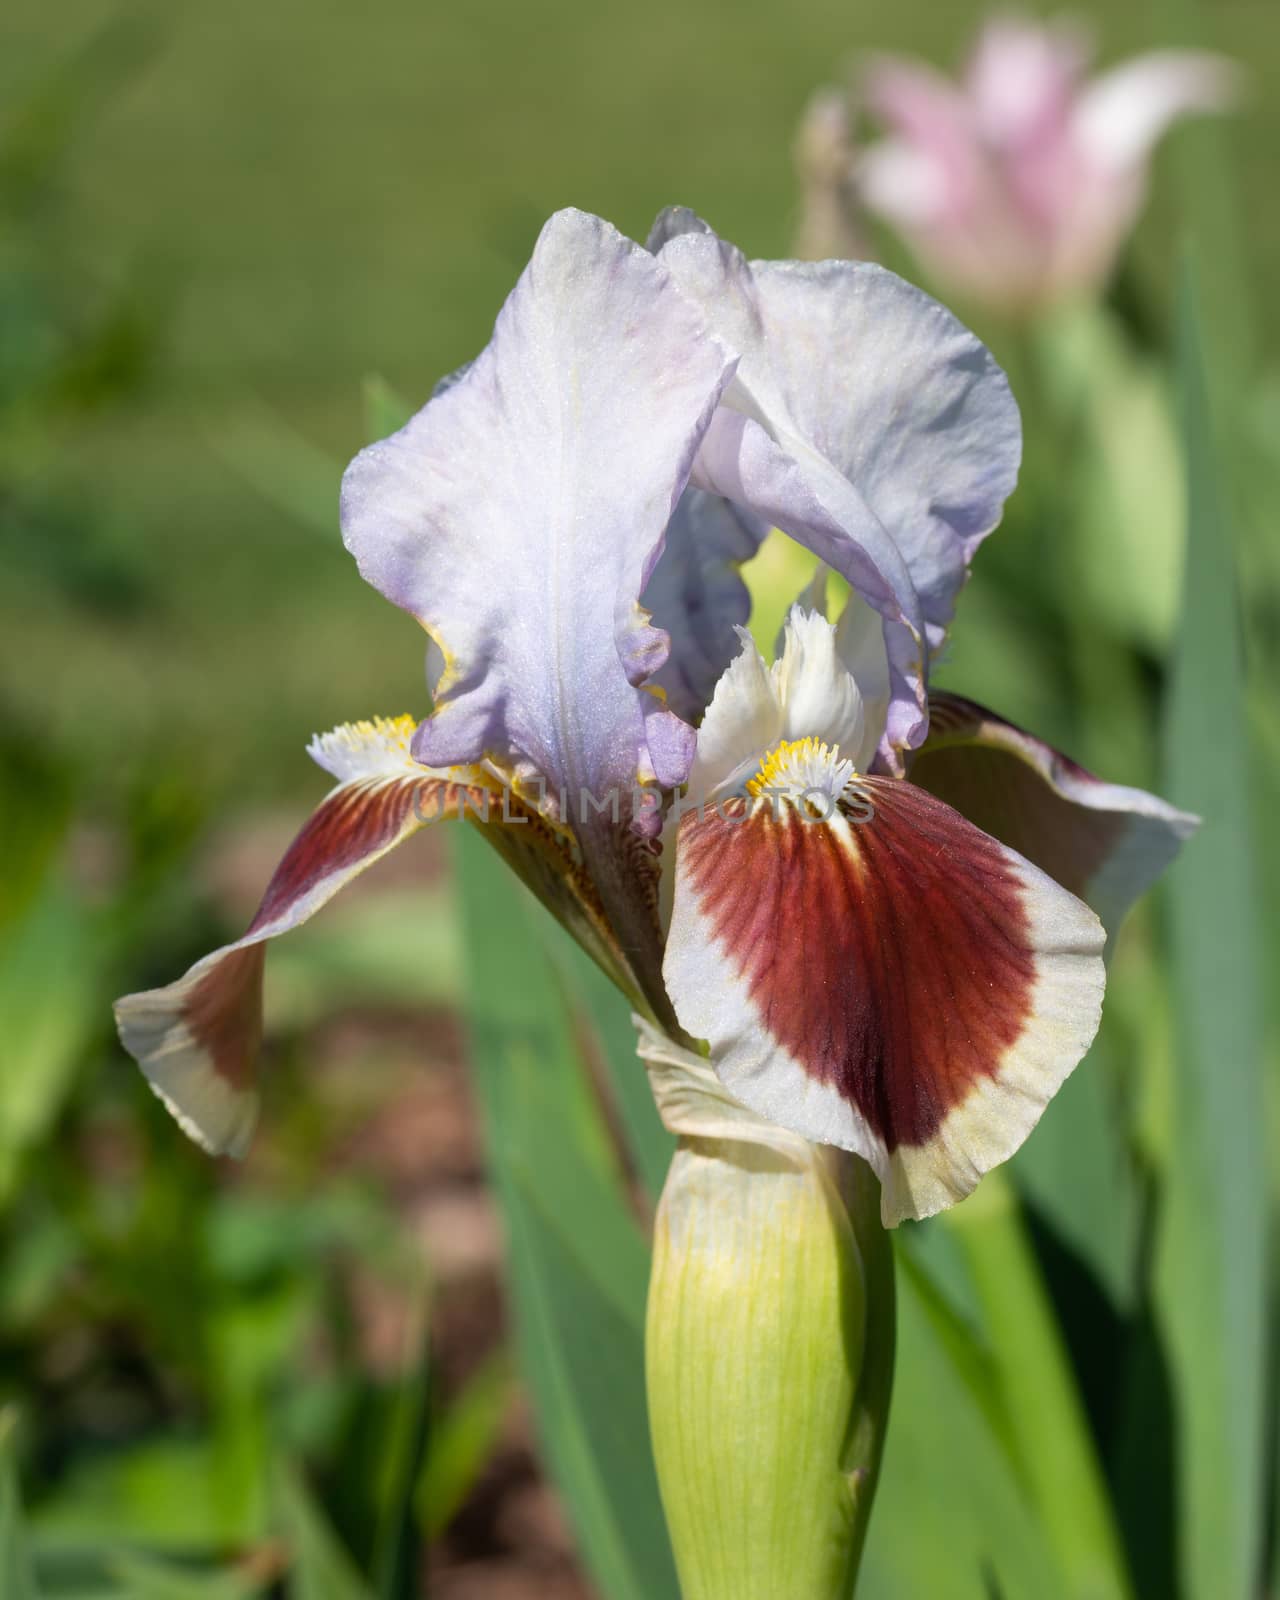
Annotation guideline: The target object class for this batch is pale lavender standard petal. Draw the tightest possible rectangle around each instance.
[741,257,1021,641]
[647,208,1021,760]
[341,208,736,811]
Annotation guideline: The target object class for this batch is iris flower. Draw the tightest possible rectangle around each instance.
[114,207,1193,1222]
[799,14,1237,313]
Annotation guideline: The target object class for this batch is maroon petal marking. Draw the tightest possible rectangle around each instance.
[680,784,1035,1148]
[182,945,264,1093]
[664,779,1106,1221]
[912,692,1198,934]
[114,772,486,1155]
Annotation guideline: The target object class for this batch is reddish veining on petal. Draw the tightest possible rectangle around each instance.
[680,781,1036,1149]
[249,777,472,934]
[912,695,1123,899]
[184,945,265,1089]
[176,776,474,1091]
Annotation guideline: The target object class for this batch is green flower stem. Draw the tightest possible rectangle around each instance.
[646,1140,891,1600]
[946,1171,1133,1600]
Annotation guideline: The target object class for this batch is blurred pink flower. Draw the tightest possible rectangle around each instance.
[856,15,1238,312]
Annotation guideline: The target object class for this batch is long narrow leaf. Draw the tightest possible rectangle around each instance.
[1154,263,1267,1600]
[451,824,678,1600]
[862,1246,1069,1600]
[945,1176,1132,1600]
[552,941,673,1206]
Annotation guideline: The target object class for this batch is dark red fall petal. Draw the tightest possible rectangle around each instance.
[663,779,1105,1223]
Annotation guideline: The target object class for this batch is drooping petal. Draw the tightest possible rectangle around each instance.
[114,718,490,1156]
[341,209,734,806]
[664,779,1105,1225]
[648,210,1021,756]
[640,488,768,725]
[909,692,1198,938]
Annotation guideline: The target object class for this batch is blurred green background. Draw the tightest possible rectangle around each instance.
[0,1,1276,1597]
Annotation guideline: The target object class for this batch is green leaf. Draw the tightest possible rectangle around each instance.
[552,940,673,1205]
[0,876,102,1206]
[1008,1028,1142,1315]
[417,1351,511,1541]
[1033,306,1184,654]
[451,824,679,1600]
[1154,262,1267,1600]
[32,1439,245,1552]
[277,1466,374,1600]
[0,1413,39,1600]
[862,1245,1069,1600]
[944,1176,1132,1600]
[102,1552,259,1600]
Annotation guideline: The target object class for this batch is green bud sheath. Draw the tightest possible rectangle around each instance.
[639,1024,893,1600]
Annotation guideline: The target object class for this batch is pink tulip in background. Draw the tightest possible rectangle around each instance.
[798,15,1238,312]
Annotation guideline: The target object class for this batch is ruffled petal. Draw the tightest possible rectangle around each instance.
[664,778,1105,1225]
[648,210,1021,757]
[692,405,927,763]
[341,207,736,810]
[114,718,489,1156]
[910,693,1198,937]
[738,257,1021,643]
[341,210,737,1016]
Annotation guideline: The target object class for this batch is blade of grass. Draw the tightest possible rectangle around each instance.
[451,823,678,1600]
[1153,261,1267,1600]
